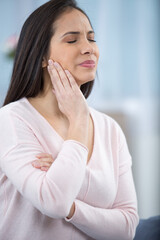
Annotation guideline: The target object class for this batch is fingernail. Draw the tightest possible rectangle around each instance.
[41,167,48,171]
[65,70,69,74]
[53,62,59,68]
[32,161,40,167]
[52,89,55,94]
[48,59,53,65]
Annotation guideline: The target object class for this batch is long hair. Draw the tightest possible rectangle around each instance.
[3,0,94,106]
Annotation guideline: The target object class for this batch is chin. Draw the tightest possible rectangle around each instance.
[76,78,94,87]
[75,73,96,86]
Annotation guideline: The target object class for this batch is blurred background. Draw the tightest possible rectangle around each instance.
[0,0,159,219]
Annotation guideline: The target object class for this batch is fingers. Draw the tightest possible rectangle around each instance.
[41,167,50,172]
[53,62,71,89]
[48,60,78,92]
[32,153,54,172]
[65,70,78,91]
[47,59,88,122]
[32,160,53,168]
[36,153,53,160]
[48,60,70,91]
[47,60,63,93]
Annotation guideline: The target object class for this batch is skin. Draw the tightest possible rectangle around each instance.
[43,8,99,86]
[31,8,99,219]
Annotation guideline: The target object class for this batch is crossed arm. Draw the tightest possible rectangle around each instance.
[31,142,138,240]
[32,153,75,219]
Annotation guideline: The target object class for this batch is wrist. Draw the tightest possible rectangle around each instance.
[67,116,89,146]
[69,112,89,126]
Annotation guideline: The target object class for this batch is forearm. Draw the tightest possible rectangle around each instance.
[1,140,88,219]
[65,168,139,240]
[65,199,138,240]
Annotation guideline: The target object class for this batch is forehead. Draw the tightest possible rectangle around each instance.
[53,9,92,34]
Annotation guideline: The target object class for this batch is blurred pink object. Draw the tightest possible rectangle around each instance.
[4,34,19,59]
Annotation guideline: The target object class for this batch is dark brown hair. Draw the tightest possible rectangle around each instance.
[3,0,94,106]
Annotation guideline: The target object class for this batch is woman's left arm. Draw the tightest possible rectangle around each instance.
[35,151,138,240]
[34,127,139,240]
[64,128,139,240]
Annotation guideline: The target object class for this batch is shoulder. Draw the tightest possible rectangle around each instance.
[0,98,36,130]
[0,98,36,142]
[0,97,29,118]
[0,99,28,158]
[0,98,41,158]
[0,100,20,128]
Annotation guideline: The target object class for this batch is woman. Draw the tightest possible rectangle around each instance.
[0,0,139,239]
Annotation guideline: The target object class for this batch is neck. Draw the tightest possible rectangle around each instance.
[28,75,65,119]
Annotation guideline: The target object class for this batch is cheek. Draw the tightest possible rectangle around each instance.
[50,51,72,69]
[60,58,73,71]
[95,46,100,61]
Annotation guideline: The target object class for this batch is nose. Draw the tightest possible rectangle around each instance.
[80,39,94,55]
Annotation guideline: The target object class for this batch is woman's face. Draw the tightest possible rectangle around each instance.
[46,8,99,86]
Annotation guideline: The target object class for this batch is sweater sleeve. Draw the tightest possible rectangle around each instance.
[0,110,88,219]
[65,126,139,240]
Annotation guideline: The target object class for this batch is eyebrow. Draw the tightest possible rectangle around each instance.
[61,30,94,38]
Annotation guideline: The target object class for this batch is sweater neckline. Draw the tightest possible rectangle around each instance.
[22,97,96,167]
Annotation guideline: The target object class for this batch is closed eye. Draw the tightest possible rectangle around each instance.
[67,39,96,44]
[89,39,96,42]
[67,40,77,43]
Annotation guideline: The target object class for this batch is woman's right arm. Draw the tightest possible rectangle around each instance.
[0,110,88,219]
[47,60,90,147]
[0,62,90,219]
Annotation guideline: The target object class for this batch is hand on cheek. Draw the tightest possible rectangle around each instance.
[47,59,89,122]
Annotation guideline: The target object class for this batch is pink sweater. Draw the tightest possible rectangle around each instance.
[0,97,138,240]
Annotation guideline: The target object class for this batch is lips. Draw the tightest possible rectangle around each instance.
[79,60,96,68]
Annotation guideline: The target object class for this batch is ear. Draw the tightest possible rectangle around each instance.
[42,57,48,68]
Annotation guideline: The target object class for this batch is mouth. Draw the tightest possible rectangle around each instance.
[79,60,96,68]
